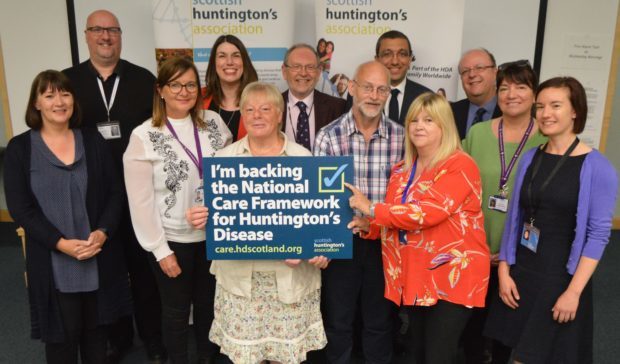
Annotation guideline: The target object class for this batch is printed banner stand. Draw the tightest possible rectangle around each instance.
[204,156,354,260]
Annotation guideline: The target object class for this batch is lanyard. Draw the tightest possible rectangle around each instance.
[286,101,315,142]
[96,76,120,122]
[526,137,579,225]
[498,118,534,193]
[165,120,203,179]
[398,159,418,245]
[401,159,418,204]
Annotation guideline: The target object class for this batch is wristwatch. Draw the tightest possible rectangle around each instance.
[369,202,376,218]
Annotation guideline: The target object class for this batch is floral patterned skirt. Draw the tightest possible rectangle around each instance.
[209,271,327,364]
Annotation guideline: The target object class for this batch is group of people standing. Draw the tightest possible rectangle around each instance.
[4,8,617,364]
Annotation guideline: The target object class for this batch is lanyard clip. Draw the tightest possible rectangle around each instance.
[499,185,508,198]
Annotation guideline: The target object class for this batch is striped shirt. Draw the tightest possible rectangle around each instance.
[314,110,404,203]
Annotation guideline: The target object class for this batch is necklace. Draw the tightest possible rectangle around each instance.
[218,107,237,127]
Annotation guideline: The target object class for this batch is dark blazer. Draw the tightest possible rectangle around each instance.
[4,128,132,343]
[451,98,502,139]
[344,78,432,126]
[281,89,346,136]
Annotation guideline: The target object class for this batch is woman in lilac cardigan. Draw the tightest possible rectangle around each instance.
[484,77,618,363]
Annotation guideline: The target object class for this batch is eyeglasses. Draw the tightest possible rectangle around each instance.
[498,59,532,71]
[459,64,495,77]
[378,50,412,61]
[284,64,320,73]
[352,80,391,97]
[167,82,198,94]
[86,26,122,36]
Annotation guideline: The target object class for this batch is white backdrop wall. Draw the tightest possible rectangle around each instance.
[458,0,540,99]
[0,0,72,137]
[539,0,619,148]
[1,0,543,138]
[1,0,617,149]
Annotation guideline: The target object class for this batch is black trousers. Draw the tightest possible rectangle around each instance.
[461,267,511,364]
[45,291,107,364]
[108,214,163,349]
[150,241,217,364]
[410,300,472,364]
[322,235,393,364]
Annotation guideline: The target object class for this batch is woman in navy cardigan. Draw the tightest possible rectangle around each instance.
[3,70,131,363]
[484,77,618,363]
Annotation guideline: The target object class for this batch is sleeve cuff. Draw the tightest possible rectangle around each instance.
[152,243,174,261]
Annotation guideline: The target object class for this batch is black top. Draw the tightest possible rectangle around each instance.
[484,152,591,363]
[209,104,241,141]
[63,59,156,258]
[63,59,156,170]
[518,152,586,274]
[3,129,132,342]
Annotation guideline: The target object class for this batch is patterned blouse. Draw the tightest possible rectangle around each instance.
[123,110,232,260]
[365,151,490,308]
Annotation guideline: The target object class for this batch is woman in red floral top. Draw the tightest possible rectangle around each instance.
[348,92,490,363]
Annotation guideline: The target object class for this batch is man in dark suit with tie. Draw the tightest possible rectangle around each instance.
[344,30,431,126]
[451,48,502,139]
[281,44,346,152]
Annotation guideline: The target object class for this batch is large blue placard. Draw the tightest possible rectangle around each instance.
[203,156,354,260]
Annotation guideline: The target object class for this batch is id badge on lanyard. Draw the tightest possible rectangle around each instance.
[97,121,121,140]
[96,76,121,140]
[493,118,534,214]
[520,222,540,252]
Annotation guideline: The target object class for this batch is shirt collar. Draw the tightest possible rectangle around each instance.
[392,78,406,94]
[287,90,314,109]
[470,96,497,115]
[239,131,291,156]
[343,110,389,139]
[87,59,124,80]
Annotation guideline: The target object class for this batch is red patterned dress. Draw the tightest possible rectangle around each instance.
[364,151,490,308]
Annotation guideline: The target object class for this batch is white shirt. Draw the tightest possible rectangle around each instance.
[123,110,232,260]
[383,78,406,117]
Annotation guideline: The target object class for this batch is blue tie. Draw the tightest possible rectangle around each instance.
[473,107,487,124]
[296,101,311,150]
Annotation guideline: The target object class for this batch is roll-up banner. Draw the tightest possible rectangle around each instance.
[152,0,294,90]
[315,0,465,100]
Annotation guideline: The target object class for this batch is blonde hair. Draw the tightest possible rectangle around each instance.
[404,92,461,169]
[152,57,204,128]
[239,81,285,115]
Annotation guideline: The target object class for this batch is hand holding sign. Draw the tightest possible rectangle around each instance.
[285,256,330,269]
[308,255,330,269]
[345,182,371,216]
[186,206,209,230]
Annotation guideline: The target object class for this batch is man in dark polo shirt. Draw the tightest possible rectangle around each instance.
[63,9,165,364]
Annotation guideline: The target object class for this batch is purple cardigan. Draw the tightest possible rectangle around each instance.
[499,147,618,274]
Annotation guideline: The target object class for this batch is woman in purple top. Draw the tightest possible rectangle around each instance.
[484,77,618,363]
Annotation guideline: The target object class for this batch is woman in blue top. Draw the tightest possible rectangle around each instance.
[484,76,618,363]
